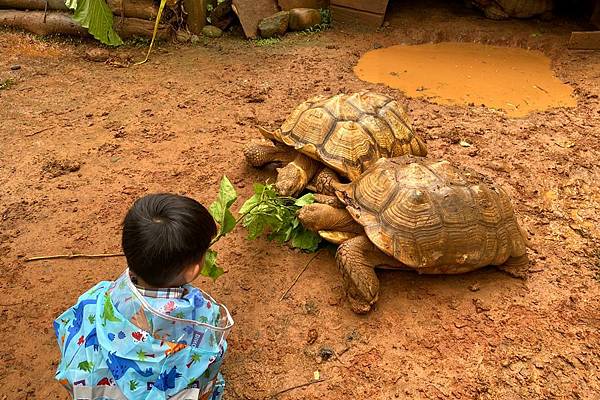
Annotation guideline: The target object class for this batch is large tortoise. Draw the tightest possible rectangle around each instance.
[243,91,427,196]
[470,0,553,19]
[298,156,530,313]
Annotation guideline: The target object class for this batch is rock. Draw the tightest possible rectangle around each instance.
[278,0,327,10]
[10,64,21,70]
[176,30,191,42]
[202,25,223,38]
[307,329,318,344]
[288,7,321,31]
[84,48,110,62]
[258,11,289,38]
[210,0,235,30]
[190,34,201,44]
[318,346,334,361]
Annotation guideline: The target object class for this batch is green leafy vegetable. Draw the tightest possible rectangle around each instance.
[66,0,123,46]
[240,183,321,252]
[203,176,239,280]
[201,177,322,280]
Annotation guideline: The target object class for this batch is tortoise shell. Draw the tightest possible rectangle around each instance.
[336,156,528,273]
[262,91,427,180]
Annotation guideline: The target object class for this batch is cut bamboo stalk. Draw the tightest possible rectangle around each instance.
[184,0,206,34]
[0,10,170,39]
[0,0,159,20]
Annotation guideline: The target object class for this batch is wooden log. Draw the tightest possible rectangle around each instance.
[184,0,206,34]
[0,0,159,20]
[0,10,169,39]
[330,0,387,14]
[330,4,384,27]
[568,31,600,50]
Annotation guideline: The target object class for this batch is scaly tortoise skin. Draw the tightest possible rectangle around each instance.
[244,91,428,196]
[298,156,530,313]
[471,0,553,19]
[264,91,427,180]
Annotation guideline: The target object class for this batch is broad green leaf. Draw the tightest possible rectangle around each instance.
[291,229,321,252]
[253,183,265,195]
[67,0,123,46]
[209,176,238,234]
[294,193,315,207]
[200,249,224,280]
[220,210,236,235]
[239,194,260,214]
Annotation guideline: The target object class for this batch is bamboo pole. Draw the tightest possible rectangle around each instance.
[184,0,205,34]
[0,10,170,39]
[0,0,159,20]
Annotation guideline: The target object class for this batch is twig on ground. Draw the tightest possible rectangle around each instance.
[25,253,125,262]
[0,301,25,307]
[279,251,320,301]
[25,126,55,137]
[271,379,326,398]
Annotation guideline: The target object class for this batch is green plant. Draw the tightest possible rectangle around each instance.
[65,0,123,46]
[240,183,321,252]
[252,37,281,46]
[302,8,332,33]
[201,177,321,279]
[0,78,15,90]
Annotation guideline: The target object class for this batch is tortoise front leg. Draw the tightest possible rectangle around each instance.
[336,235,403,314]
[307,167,340,196]
[243,140,295,167]
[275,152,320,196]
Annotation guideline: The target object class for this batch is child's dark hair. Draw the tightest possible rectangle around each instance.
[122,193,217,287]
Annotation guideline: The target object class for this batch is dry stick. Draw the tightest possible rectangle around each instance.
[279,251,320,301]
[25,126,55,137]
[25,252,124,262]
[271,379,326,398]
[43,0,48,22]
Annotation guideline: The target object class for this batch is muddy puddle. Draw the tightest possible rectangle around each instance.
[354,42,576,117]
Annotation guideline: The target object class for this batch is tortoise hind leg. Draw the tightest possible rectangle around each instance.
[336,236,403,314]
[498,254,529,279]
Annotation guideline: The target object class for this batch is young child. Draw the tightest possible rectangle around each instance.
[54,193,233,400]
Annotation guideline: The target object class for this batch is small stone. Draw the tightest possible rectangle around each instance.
[190,35,201,44]
[258,11,289,38]
[307,329,318,344]
[373,42,383,49]
[84,48,110,62]
[202,25,223,38]
[469,283,481,292]
[176,30,191,43]
[288,8,321,31]
[318,346,334,361]
[10,64,21,70]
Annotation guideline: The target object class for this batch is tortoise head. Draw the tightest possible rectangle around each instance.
[275,162,307,197]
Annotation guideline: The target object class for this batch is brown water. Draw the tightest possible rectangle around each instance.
[354,42,576,117]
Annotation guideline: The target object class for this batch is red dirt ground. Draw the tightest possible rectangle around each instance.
[1,1,599,399]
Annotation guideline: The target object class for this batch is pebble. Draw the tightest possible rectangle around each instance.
[10,64,21,70]
[318,346,334,361]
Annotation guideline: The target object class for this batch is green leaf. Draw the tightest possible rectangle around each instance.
[291,228,321,252]
[209,176,238,235]
[294,193,315,207]
[67,0,123,46]
[200,249,224,280]
[239,194,260,215]
[240,182,321,252]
